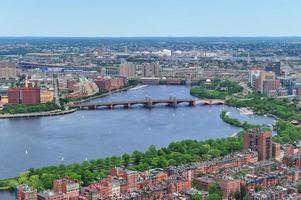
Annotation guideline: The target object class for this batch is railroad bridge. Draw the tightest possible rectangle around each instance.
[71,97,225,110]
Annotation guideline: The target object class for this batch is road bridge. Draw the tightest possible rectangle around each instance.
[71,97,225,110]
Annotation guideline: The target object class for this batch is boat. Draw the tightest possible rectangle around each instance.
[129,85,148,91]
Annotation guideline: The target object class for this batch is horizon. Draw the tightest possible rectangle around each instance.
[1,35,301,38]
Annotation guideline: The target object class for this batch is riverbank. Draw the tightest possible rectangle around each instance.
[0,133,243,190]
[0,85,137,120]
[190,81,301,144]
[0,85,276,189]
[0,109,76,119]
[220,110,262,130]
[72,85,137,104]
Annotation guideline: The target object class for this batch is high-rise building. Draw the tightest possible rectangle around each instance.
[0,61,16,81]
[256,71,276,93]
[119,62,136,78]
[8,87,41,105]
[265,62,281,76]
[249,69,261,88]
[142,62,161,77]
[17,185,38,200]
[243,129,273,161]
[263,79,280,95]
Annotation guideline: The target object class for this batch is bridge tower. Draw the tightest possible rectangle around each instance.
[145,97,153,109]
[169,96,177,107]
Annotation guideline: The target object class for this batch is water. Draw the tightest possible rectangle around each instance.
[0,85,274,180]
[0,191,15,200]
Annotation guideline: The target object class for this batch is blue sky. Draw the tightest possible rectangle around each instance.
[0,0,300,37]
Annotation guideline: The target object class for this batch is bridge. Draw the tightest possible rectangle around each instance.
[70,97,225,110]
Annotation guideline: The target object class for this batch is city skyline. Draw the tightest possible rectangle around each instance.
[1,0,301,37]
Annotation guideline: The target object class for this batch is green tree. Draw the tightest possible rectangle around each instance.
[29,175,43,191]
[18,171,29,184]
[207,193,221,200]
[297,181,301,193]
[192,193,202,200]
[122,153,131,167]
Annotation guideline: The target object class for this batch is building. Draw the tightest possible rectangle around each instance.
[249,69,261,88]
[94,77,124,91]
[218,177,241,199]
[94,79,111,91]
[262,79,280,95]
[119,62,136,78]
[265,62,281,76]
[139,77,161,85]
[37,191,67,200]
[40,90,54,103]
[8,87,41,105]
[17,185,38,200]
[142,62,161,77]
[256,71,276,93]
[244,129,281,161]
[296,88,301,97]
[272,142,281,161]
[244,129,277,161]
[53,177,80,199]
[0,61,16,81]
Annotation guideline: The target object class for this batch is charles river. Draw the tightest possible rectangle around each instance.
[0,85,275,199]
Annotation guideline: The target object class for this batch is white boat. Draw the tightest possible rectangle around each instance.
[129,85,148,91]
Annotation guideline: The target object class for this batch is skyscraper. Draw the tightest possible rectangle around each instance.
[256,71,276,93]
[265,62,281,76]
[243,129,273,161]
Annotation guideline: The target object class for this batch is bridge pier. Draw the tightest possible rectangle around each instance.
[124,103,131,109]
[189,100,196,106]
[108,104,114,109]
[88,105,96,110]
[145,97,153,109]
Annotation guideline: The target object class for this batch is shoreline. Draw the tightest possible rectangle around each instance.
[0,85,137,120]
[0,85,285,192]
[74,85,137,104]
[0,109,77,119]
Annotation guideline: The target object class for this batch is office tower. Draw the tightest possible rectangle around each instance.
[265,62,281,76]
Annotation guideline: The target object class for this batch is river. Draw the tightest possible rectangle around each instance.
[0,85,275,198]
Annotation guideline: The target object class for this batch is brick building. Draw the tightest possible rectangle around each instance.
[8,87,41,105]
[244,129,274,161]
[53,177,80,200]
[17,185,38,200]
[37,191,67,200]
[218,177,241,199]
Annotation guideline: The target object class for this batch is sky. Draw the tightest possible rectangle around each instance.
[0,0,301,37]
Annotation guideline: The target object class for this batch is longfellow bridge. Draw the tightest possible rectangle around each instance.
[71,97,225,110]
